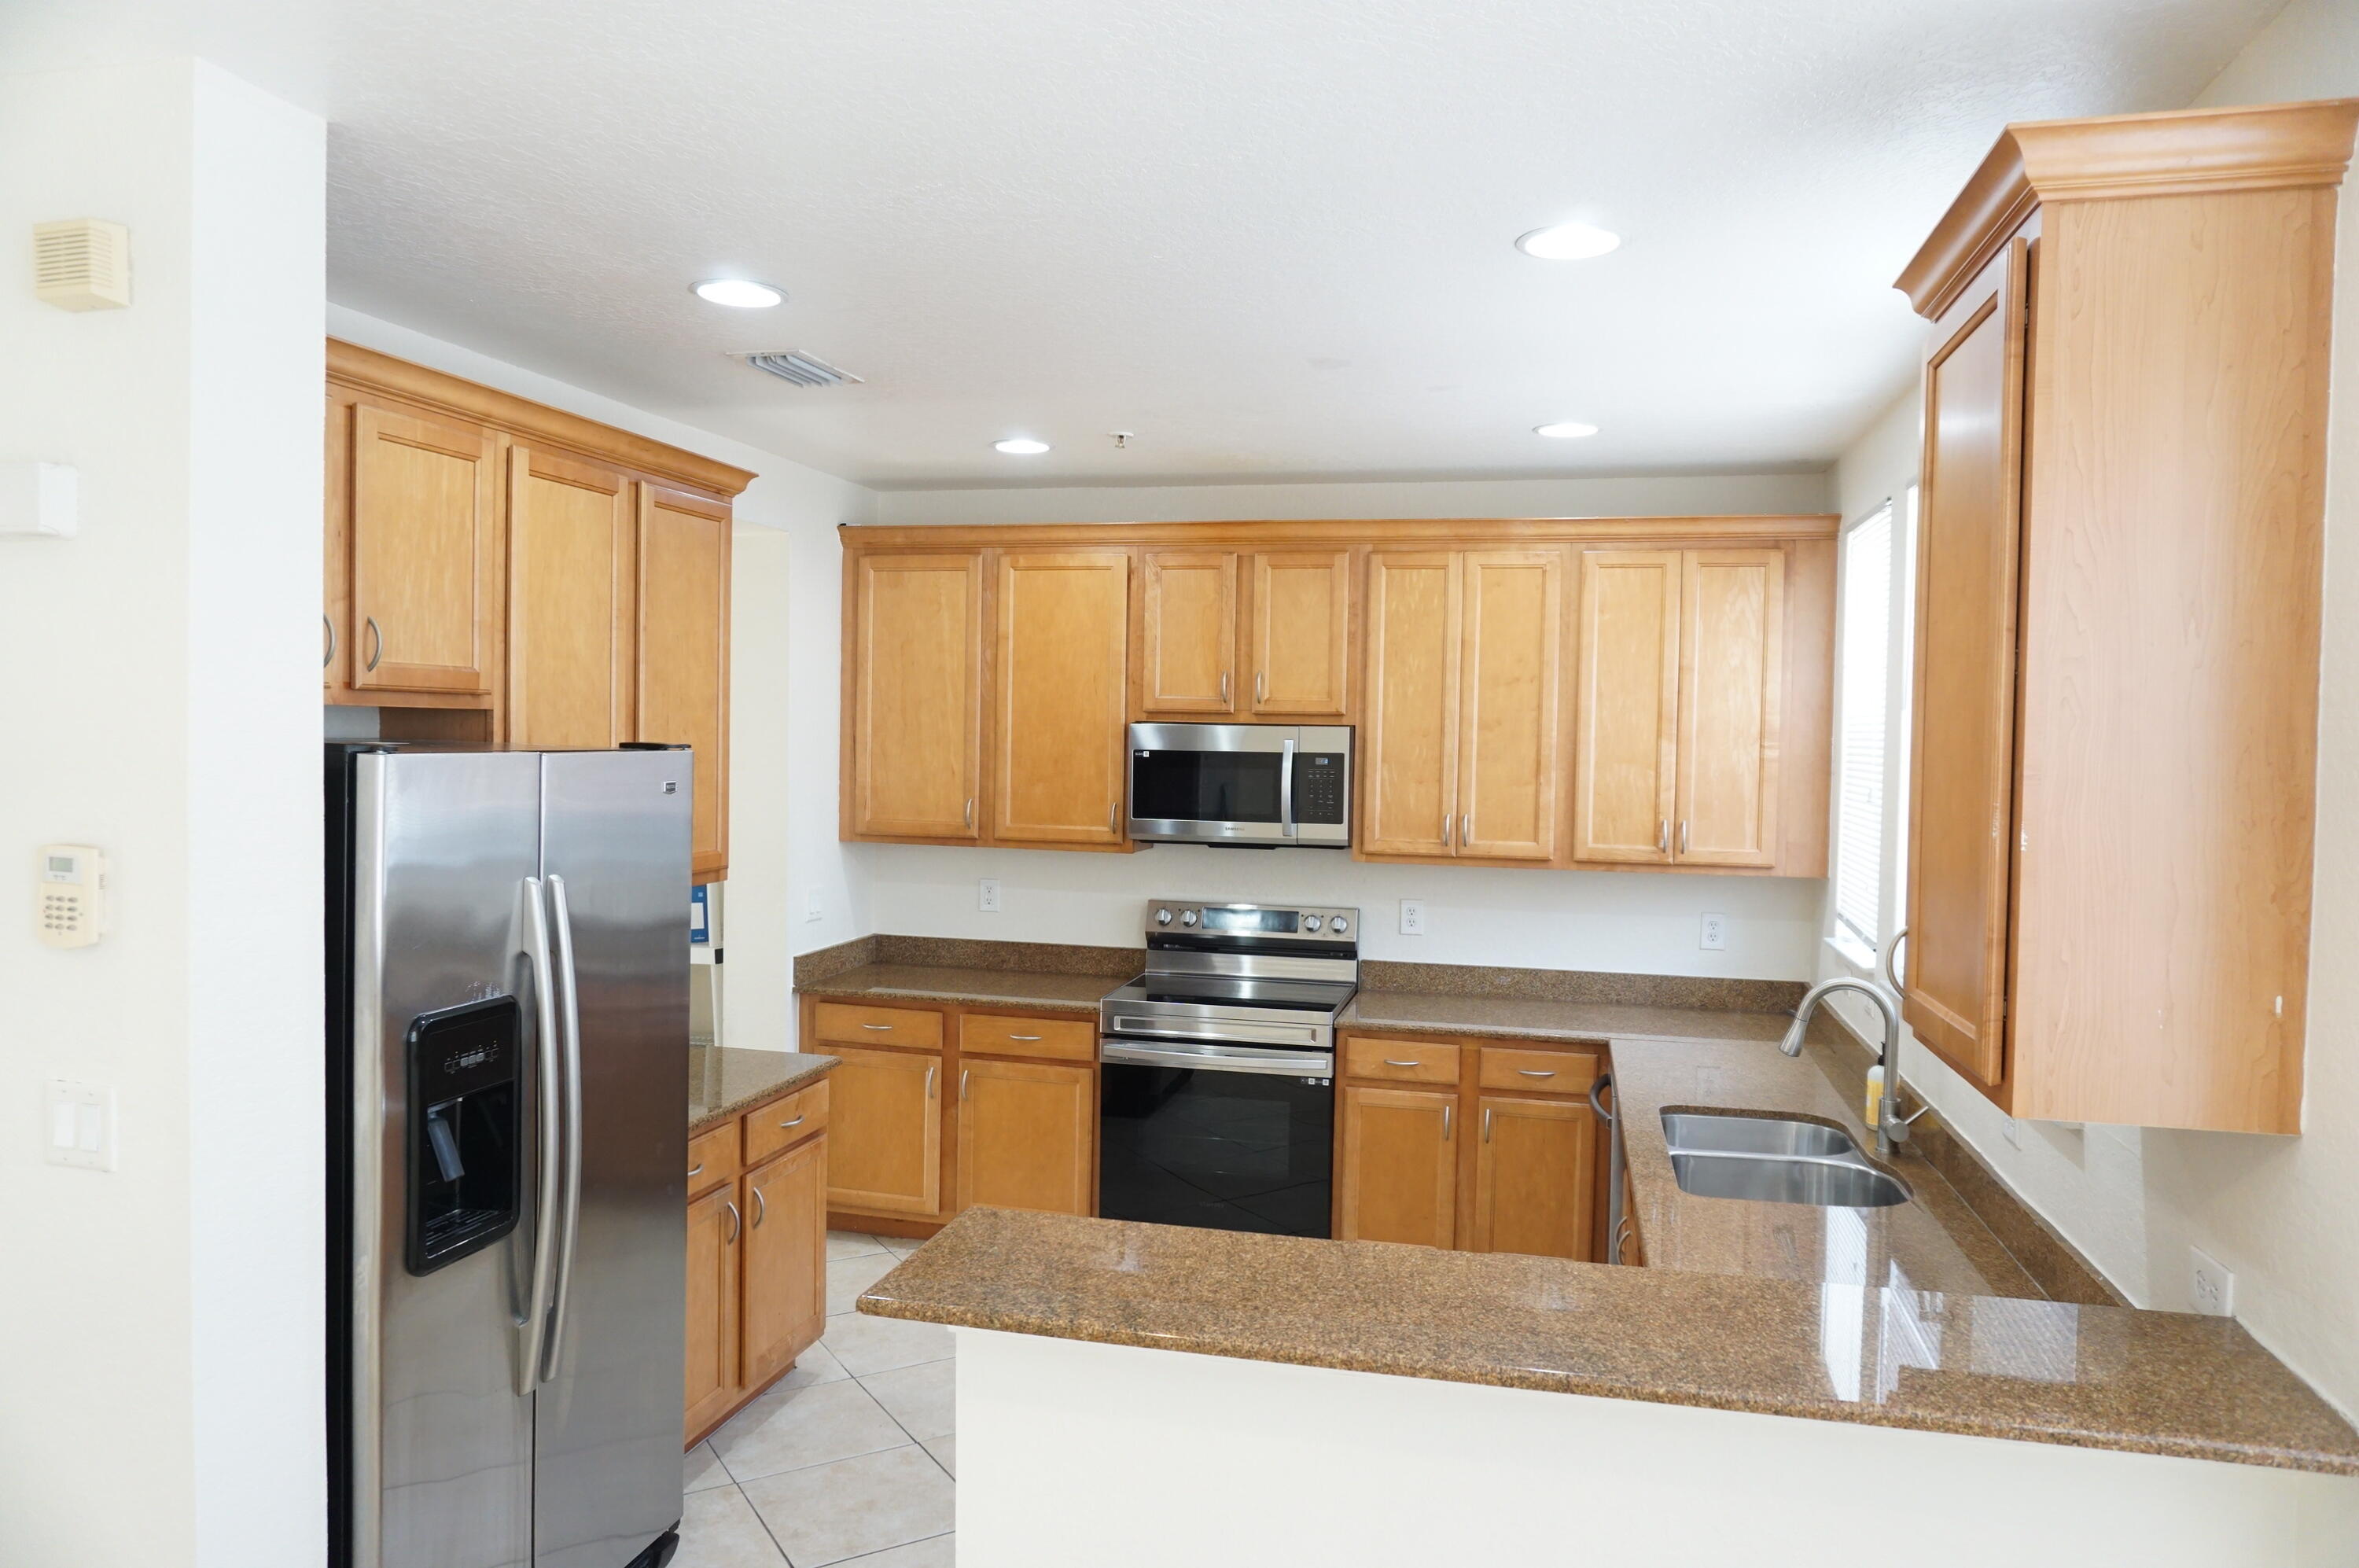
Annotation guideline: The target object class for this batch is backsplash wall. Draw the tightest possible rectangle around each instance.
[855,841,1823,981]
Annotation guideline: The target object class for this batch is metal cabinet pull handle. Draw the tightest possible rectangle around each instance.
[322,613,337,670]
[751,1185,767,1228]
[1109,801,1118,833]
[1383,1058,1422,1068]
[960,1069,971,1101]
[1657,819,1669,852]
[688,1162,705,1177]
[1256,670,1267,703]
[1678,819,1689,855]
[1009,1034,1041,1042]
[861,1023,894,1031]
[1483,1107,1493,1143]
[364,615,384,672]
[1884,927,1909,992]
[723,1200,741,1244]
[1461,813,1471,846]
[1442,1103,1452,1140]
[779,1115,805,1128]
[1517,1069,1555,1079]
[1220,670,1230,705]
[964,797,975,830]
[925,1066,936,1099]
[1442,814,1454,848]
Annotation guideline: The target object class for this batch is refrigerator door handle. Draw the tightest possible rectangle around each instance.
[517,875,563,1395]
[539,873,587,1385]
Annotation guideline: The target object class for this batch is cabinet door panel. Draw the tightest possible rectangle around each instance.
[851,553,984,840]
[1573,550,1680,863]
[1472,1095,1596,1261]
[1140,550,1237,713]
[826,1047,943,1217]
[1251,550,1352,717]
[509,447,632,749]
[1338,1085,1456,1249]
[956,1059,1095,1216]
[1904,237,2030,1093]
[1362,553,1461,856]
[741,1135,827,1389]
[1458,550,1564,861]
[684,1182,741,1437]
[638,484,732,880]
[350,404,500,694]
[1676,549,1784,867]
[994,550,1130,845]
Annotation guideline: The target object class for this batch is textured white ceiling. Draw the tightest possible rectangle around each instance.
[7,0,2282,487]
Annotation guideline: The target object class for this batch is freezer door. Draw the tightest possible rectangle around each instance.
[532,749,694,1568]
[351,749,544,1568]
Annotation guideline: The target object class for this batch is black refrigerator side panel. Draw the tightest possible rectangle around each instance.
[326,743,363,1568]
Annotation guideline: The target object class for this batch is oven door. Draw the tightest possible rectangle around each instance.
[1099,1036,1334,1239]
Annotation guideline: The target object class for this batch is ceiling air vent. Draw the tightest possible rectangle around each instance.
[739,351,863,388]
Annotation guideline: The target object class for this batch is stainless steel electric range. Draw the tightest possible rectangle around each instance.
[1097,900,1357,1239]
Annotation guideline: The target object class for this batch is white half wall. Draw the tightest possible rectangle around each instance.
[0,55,326,1568]
[954,1327,2359,1568]
[1817,0,2359,1419]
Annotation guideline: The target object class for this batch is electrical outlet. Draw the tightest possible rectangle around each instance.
[2189,1246,2235,1317]
[1699,912,1728,951]
[2000,1114,2021,1149]
[979,878,1002,914]
[803,888,823,923]
[1399,899,1426,936]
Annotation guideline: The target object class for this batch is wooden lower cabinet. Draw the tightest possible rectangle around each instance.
[1338,1032,1606,1262]
[957,1058,1095,1216]
[1338,1085,1459,1249]
[686,1074,832,1446]
[1472,1095,1595,1261]
[825,1046,944,1216]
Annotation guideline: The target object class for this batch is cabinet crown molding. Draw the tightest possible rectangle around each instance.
[327,339,756,499]
[841,516,1836,551]
[1896,98,2359,318]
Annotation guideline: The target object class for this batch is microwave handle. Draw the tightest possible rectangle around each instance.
[1280,736,1296,839]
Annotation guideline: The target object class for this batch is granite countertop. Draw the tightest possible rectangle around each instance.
[1341,988,1798,1047]
[689,1045,837,1133]
[861,1207,2359,1476]
[797,963,1111,1013]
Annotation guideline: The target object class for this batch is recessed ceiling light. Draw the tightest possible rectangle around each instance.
[1514,223,1621,261]
[1535,421,1599,439]
[993,437,1051,455]
[692,278,785,308]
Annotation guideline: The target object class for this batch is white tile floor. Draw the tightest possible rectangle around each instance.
[677,1232,954,1567]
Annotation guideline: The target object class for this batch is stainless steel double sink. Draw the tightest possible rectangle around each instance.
[1660,1111,1911,1209]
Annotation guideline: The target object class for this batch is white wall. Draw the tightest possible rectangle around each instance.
[861,469,1834,981]
[321,307,879,1049]
[1820,0,2359,1419]
[0,56,325,1567]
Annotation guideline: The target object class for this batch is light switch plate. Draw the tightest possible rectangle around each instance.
[1399,899,1426,936]
[1700,912,1728,951]
[978,878,1002,913]
[43,1078,113,1171]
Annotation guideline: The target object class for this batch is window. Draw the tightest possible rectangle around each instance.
[1833,500,1895,955]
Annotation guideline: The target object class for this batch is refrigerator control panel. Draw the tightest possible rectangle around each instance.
[37,844,106,948]
[404,996,524,1276]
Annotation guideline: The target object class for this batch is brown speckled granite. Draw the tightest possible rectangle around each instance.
[873,934,1142,976]
[1341,989,1828,1048]
[861,1208,2359,1475]
[799,963,1110,1013]
[793,937,878,987]
[689,1046,836,1133]
[1359,960,1805,1013]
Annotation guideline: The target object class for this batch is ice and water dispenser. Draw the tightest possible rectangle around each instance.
[403,996,523,1276]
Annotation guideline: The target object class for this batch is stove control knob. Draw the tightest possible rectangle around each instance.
[1180,909,1199,928]
[1155,907,1173,926]
[1330,915,1349,934]
[1304,915,1324,933]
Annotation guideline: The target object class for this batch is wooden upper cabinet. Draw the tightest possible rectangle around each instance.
[1361,553,1461,856]
[1338,1084,1457,1250]
[1138,550,1238,714]
[1676,549,1783,867]
[1471,1095,1596,1261]
[1901,235,2030,1095]
[348,403,502,694]
[1573,550,1680,863]
[1457,550,1563,862]
[1249,550,1352,717]
[506,446,633,749]
[956,1058,1095,1216]
[994,550,1131,846]
[850,553,984,841]
[826,1045,943,1218]
[638,484,732,881]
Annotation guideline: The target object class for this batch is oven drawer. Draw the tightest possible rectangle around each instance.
[1343,1036,1460,1085]
[812,1001,944,1050]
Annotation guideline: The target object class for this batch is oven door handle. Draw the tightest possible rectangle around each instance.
[1108,1015,1323,1047]
[1101,1039,1334,1078]
[1279,735,1297,839]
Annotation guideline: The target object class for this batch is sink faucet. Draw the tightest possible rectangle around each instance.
[1778,977,1923,1161]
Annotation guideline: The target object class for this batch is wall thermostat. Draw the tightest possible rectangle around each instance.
[38,844,107,948]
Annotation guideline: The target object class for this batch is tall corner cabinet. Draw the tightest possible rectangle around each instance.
[1893,98,2359,1133]
[325,340,752,880]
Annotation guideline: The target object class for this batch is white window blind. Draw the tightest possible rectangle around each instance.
[1835,502,1894,953]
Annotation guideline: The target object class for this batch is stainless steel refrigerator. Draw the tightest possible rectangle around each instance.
[326,744,692,1568]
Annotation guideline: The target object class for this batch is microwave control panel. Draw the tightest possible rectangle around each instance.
[1294,754,1347,825]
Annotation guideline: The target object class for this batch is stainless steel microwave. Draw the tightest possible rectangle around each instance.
[1126,723,1352,848]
